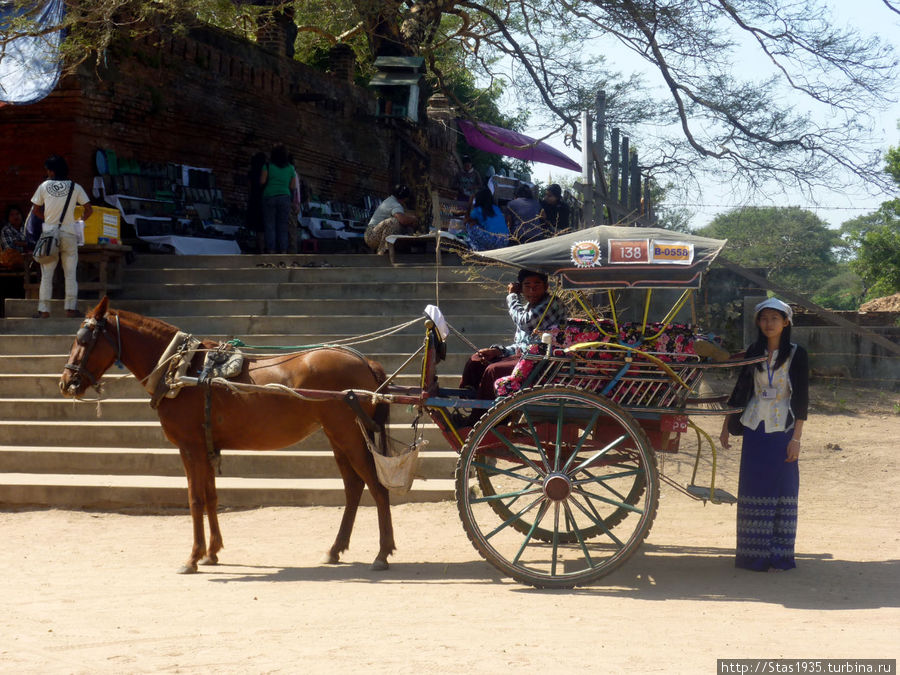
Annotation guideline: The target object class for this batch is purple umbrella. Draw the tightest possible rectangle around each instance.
[457,119,581,172]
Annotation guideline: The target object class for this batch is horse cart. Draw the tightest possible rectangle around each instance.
[62,227,758,588]
[376,226,763,588]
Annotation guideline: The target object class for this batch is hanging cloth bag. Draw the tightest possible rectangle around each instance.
[32,181,73,265]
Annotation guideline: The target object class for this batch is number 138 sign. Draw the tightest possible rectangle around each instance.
[608,238,695,265]
[608,239,649,264]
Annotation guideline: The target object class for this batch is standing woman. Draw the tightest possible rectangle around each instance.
[720,298,809,572]
[260,145,298,254]
[30,155,92,319]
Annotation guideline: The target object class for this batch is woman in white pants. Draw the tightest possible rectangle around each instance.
[30,155,92,319]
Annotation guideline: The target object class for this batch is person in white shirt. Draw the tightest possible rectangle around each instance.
[364,184,418,255]
[30,154,92,318]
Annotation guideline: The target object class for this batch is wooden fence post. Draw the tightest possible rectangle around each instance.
[620,136,629,212]
[581,109,593,228]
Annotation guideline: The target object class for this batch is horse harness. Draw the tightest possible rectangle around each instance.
[65,315,123,395]
[149,335,245,474]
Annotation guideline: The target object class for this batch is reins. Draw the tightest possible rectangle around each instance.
[224,316,425,352]
[64,314,430,406]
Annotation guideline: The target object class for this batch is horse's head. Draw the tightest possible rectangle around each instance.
[59,296,122,398]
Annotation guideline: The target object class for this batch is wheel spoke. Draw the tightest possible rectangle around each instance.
[554,402,565,472]
[489,427,547,477]
[472,459,542,487]
[572,485,645,514]
[551,501,561,576]
[484,493,546,540]
[567,492,625,547]
[563,500,594,567]
[512,500,551,565]
[561,408,601,474]
[470,486,543,505]
[571,468,641,486]
[579,468,628,500]
[522,409,551,471]
[568,486,608,528]
[568,434,628,474]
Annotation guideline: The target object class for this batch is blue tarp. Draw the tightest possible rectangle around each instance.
[0,0,65,105]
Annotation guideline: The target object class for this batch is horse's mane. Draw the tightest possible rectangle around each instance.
[100,306,180,343]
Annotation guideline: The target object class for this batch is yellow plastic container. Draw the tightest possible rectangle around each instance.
[75,205,121,244]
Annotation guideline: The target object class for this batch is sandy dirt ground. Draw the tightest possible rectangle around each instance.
[1,381,898,674]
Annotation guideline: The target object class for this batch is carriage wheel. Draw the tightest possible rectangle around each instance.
[456,385,658,588]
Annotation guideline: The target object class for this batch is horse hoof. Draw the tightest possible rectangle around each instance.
[321,552,340,565]
[371,558,389,572]
[199,555,218,566]
[177,564,198,575]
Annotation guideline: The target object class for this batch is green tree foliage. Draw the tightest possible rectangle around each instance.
[838,126,900,302]
[696,206,856,307]
[0,0,258,70]
[841,200,900,301]
[886,122,900,187]
[811,269,866,311]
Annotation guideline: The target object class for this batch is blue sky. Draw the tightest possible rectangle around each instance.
[519,1,900,230]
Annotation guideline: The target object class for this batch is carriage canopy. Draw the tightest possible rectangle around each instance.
[474,226,727,290]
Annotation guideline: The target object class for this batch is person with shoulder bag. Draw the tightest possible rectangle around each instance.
[30,154,93,319]
[719,298,809,572]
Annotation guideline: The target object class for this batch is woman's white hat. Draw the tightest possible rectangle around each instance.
[754,297,793,324]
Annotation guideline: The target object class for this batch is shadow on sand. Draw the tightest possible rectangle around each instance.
[204,543,899,609]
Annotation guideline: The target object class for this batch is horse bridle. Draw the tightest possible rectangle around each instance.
[64,314,123,393]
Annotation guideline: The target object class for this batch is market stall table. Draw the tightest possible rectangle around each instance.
[24,243,132,300]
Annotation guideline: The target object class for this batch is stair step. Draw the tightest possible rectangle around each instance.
[3,297,508,319]
[0,372,461,397]
[0,333,501,354]
[0,446,458,479]
[0,474,456,509]
[0,352,477,375]
[123,266,507,284]
[0,373,137,397]
[115,281,497,301]
[0,397,446,423]
[128,254,395,269]
[0,314,511,335]
[0,420,457,450]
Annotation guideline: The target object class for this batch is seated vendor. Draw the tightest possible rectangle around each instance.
[506,185,544,244]
[364,184,418,255]
[460,268,566,405]
[1,205,27,253]
[465,188,509,251]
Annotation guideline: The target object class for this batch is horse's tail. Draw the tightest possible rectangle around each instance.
[366,359,390,455]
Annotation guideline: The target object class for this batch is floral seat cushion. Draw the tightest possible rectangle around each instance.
[493,318,698,398]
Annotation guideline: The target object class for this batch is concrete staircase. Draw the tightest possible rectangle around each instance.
[0,254,513,510]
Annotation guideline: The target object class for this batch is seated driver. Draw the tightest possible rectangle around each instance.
[460,268,566,402]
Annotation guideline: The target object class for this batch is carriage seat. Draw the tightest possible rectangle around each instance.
[493,318,702,398]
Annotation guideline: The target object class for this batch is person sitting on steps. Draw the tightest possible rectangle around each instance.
[364,184,419,255]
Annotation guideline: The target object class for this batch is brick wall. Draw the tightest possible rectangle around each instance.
[1,24,458,217]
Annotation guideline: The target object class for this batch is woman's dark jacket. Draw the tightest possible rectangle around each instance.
[727,342,809,428]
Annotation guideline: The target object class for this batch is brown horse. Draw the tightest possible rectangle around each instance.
[59,296,395,573]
